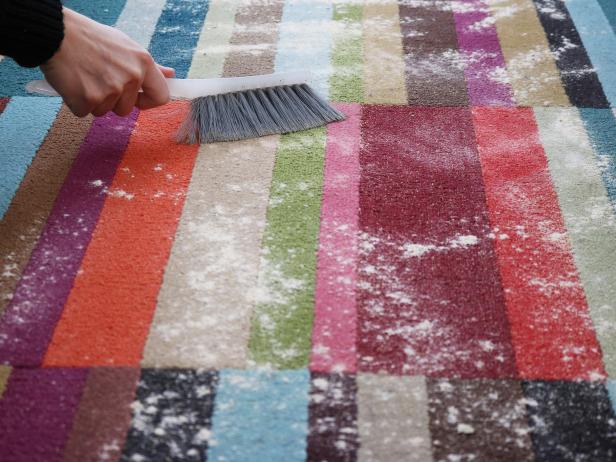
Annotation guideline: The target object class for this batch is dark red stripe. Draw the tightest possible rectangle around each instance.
[307,372,359,461]
[357,105,516,379]
[0,97,8,114]
[399,3,468,106]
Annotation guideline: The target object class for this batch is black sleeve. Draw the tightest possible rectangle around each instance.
[0,0,65,68]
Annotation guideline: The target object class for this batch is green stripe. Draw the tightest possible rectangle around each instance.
[248,128,326,369]
[330,2,364,102]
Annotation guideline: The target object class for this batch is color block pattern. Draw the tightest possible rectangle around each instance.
[2,0,616,459]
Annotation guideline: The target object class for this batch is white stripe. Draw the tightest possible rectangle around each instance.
[114,0,167,48]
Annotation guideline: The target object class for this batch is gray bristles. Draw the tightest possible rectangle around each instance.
[177,83,346,144]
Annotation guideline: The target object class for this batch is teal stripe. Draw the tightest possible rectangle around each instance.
[598,0,616,34]
[147,0,210,79]
[208,369,310,462]
[0,0,128,96]
[566,0,616,106]
[580,109,616,212]
[607,380,616,415]
[0,97,62,219]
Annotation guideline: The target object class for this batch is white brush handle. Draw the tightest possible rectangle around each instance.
[25,71,312,99]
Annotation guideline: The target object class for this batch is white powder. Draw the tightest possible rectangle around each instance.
[457,423,476,434]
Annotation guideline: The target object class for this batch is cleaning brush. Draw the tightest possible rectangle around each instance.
[25,71,345,144]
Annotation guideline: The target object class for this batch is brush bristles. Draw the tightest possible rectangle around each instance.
[177,83,346,144]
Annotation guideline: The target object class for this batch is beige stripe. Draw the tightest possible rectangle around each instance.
[488,0,568,106]
[362,0,407,104]
[143,0,283,368]
[0,108,92,315]
[534,108,616,376]
[357,374,434,462]
[223,0,285,77]
[0,365,10,397]
[188,0,241,78]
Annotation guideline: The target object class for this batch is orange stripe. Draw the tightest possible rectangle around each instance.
[43,102,198,366]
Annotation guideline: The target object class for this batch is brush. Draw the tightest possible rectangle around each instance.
[26,71,345,144]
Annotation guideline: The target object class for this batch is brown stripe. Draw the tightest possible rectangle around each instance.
[427,379,535,461]
[307,372,359,461]
[399,1,468,106]
[63,367,140,462]
[0,107,92,315]
[0,365,10,397]
[223,0,284,77]
[0,97,9,115]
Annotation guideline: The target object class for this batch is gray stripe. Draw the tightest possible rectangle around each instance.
[535,107,616,376]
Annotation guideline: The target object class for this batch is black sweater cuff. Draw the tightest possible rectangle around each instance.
[0,0,65,68]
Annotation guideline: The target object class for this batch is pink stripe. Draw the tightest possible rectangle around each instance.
[310,103,361,373]
[453,0,515,106]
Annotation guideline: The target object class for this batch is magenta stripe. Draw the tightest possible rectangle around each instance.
[453,0,514,106]
[310,103,361,373]
[0,367,88,462]
[0,111,138,366]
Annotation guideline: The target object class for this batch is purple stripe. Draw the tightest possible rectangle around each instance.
[0,367,88,462]
[0,111,138,366]
[453,0,514,106]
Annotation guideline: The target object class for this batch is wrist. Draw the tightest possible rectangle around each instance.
[3,0,65,68]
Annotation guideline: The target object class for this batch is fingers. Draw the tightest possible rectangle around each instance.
[112,79,140,116]
[137,59,170,110]
[92,92,121,117]
[157,64,176,78]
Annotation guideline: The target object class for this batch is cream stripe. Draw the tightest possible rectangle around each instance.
[488,0,568,106]
[535,107,616,376]
[114,0,167,48]
[362,0,406,104]
[357,374,434,462]
[143,0,283,368]
[188,0,241,78]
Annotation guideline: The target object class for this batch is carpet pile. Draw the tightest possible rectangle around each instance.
[1,0,616,460]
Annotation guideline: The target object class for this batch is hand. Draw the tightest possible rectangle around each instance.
[40,7,175,117]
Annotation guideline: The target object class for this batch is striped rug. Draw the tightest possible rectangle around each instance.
[1,0,616,460]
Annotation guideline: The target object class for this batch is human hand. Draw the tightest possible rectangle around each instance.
[40,7,175,117]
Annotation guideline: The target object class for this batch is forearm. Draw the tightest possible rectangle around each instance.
[0,0,64,67]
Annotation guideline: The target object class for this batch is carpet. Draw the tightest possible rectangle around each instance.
[1,0,616,460]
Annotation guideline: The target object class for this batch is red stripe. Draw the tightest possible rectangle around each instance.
[472,107,605,380]
[0,97,8,114]
[357,105,516,379]
[43,102,199,366]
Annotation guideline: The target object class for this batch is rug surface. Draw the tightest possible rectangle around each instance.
[1,0,616,460]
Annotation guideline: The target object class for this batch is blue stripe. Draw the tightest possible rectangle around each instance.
[566,0,616,106]
[208,369,310,462]
[597,0,616,35]
[0,0,128,97]
[580,108,616,212]
[147,0,209,79]
[275,0,334,99]
[0,97,62,219]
